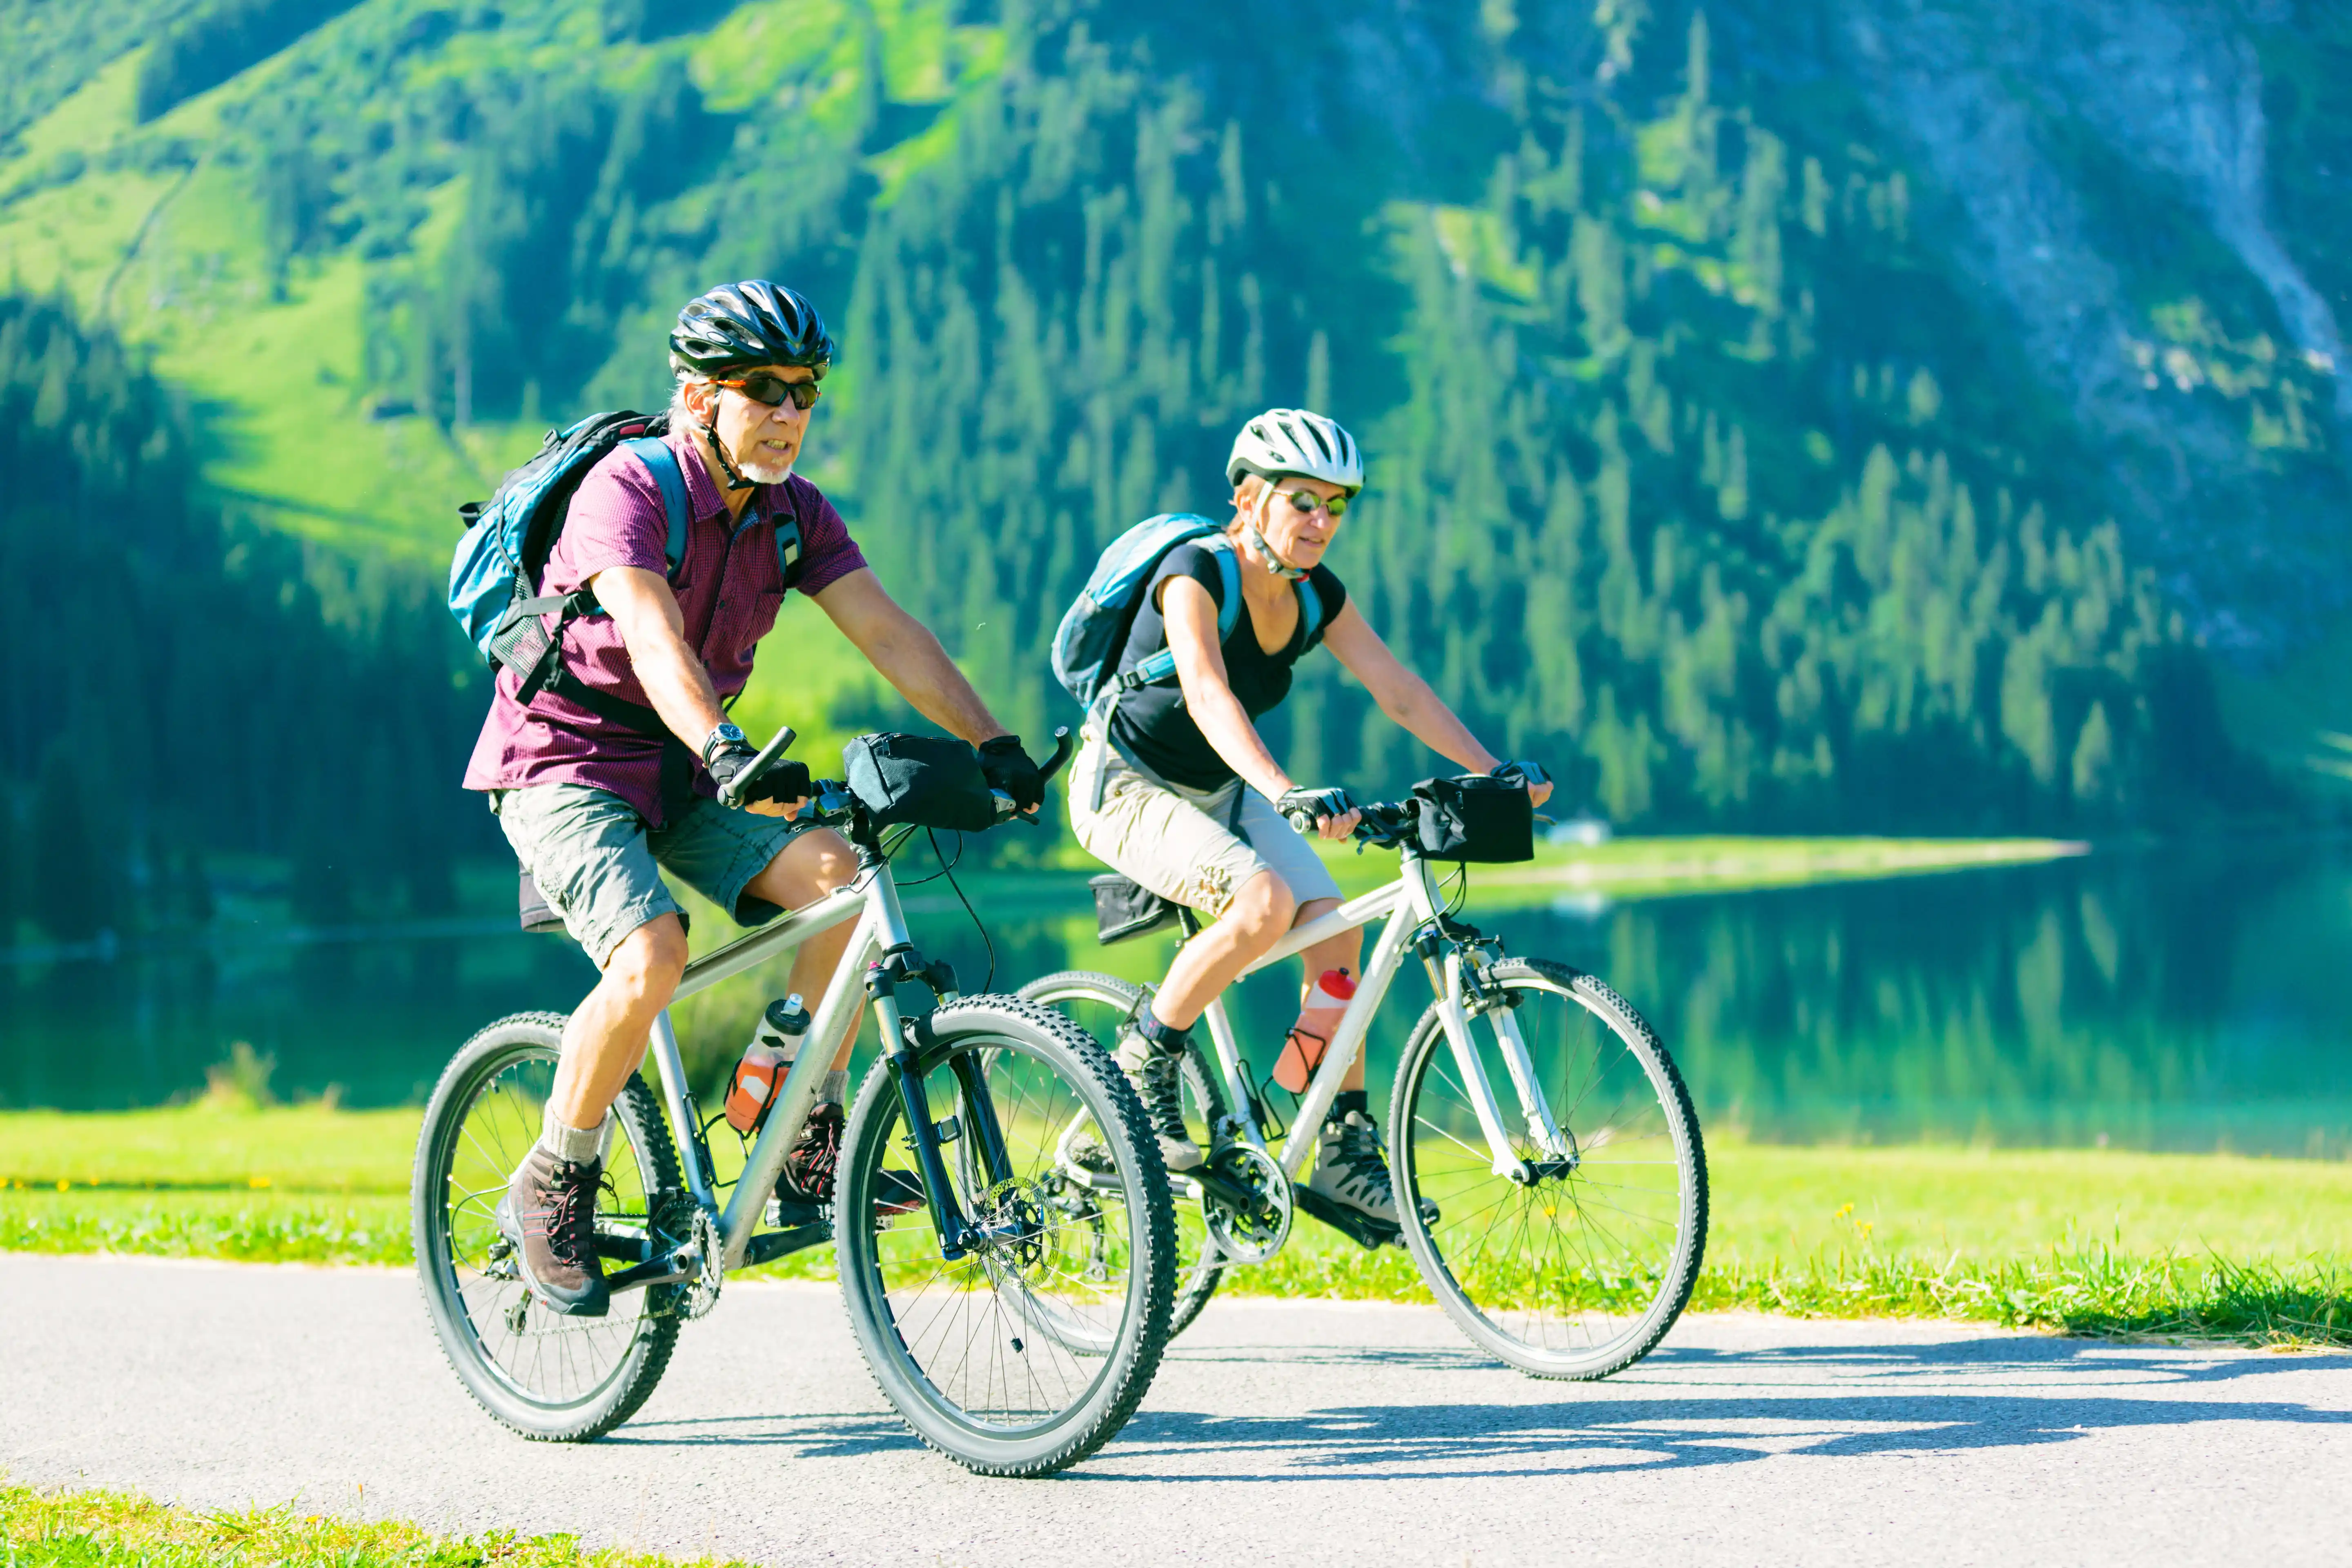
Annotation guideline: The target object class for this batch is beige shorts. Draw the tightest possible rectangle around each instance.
[1067,728,1342,920]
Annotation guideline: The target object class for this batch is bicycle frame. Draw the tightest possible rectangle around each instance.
[1194,846,1571,1185]
[633,847,1011,1277]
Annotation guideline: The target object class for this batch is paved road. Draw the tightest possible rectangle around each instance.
[5,1254,2350,1565]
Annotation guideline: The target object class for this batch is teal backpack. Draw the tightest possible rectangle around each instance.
[1050,514,1324,713]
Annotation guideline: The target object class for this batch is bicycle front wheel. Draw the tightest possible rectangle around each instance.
[1391,960,1706,1379]
[1018,970,1228,1338]
[836,996,1175,1476]
[411,1013,683,1440]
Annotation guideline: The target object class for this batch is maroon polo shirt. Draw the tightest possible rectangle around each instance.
[462,428,867,826]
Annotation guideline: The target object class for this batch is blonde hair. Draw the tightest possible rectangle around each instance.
[1225,473,1272,535]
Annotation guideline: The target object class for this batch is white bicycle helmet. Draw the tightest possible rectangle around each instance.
[1225,408,1363,493]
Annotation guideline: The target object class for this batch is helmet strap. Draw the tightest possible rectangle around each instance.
[1240,485,1309,583]
[699,391,758,493]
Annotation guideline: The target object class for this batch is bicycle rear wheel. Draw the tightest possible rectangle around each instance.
[836,996,1174,1476]
[1391,961,1706,1379]
[411,1013,683,1440]
[1018,970,1228,1337]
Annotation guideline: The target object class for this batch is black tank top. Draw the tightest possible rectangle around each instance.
[1105,541,1346,791]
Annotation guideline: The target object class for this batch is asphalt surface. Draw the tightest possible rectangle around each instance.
[5,1253,2350,1565]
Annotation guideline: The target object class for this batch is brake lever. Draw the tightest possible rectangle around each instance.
[1039,725,1076,782]
[717,725,797,811]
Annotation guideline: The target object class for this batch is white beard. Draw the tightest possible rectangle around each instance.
[735,452,796,487]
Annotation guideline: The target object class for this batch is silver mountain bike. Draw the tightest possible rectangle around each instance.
[1025,789,1706,1380]
[412,728,1177,1476]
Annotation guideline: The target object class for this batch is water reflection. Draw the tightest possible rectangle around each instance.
[4,840,2348,1155]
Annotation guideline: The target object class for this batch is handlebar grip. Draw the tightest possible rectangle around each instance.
[1285,808,1317,834]
[717,724,797,810]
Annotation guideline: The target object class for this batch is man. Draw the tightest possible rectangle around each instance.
[1066,408,1552,1225]
[464,281,1043,1316]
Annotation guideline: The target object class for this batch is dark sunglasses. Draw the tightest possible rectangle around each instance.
[715,372,823,411]
[1282,488,1350,519]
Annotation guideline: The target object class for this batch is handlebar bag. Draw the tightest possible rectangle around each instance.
[1091,873,1181,946]
[1412,774,1535,864]
[843,733,997,833]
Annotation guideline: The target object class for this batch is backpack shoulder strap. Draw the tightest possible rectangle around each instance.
[771,496,804,586]
[1295,571,1327,650]
[1197,533,1245,646]
[621,437,689,578]
[1118,533,1244,693]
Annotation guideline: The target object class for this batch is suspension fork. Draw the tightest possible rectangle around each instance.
[869,955,976,1261]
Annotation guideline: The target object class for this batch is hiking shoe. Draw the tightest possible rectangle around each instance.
[1114,1022,1203,1174]
[497,1145,609,1318]
[778,1102,925,1215]
[1304,1110,1437,1227]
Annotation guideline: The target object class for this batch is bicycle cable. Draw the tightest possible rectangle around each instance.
[927,826,995,993]
[1441,861,1469,920]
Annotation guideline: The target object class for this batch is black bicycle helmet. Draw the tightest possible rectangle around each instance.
[670,281,835,376]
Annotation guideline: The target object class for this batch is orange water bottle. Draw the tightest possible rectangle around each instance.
[1273,969,1356,1093]
[725,993,810,1133]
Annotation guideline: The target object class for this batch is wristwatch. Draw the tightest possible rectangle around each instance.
[700,722,748,765]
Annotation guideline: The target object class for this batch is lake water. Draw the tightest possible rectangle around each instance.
[5,839,2350,1156]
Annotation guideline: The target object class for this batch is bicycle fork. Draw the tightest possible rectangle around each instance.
[863,873,1023,1263]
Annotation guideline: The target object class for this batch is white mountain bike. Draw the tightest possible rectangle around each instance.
[412,728,1178,1476]
[1024,787,1706,1379]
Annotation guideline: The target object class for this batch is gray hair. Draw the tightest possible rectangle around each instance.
[669,368,714,430]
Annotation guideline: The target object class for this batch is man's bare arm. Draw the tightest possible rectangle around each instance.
[589,566,730,749]
[810,568,1013,745]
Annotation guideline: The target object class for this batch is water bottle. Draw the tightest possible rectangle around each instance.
[725,993,811,1134]
[1272,969,1356,1094]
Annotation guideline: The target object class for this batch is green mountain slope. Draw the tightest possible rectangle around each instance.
[2,0,2345,833]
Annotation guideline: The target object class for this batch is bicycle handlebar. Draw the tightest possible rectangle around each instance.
[1282,794,1419,847]
[720,724,1076,830]
[986,725,1076,818]
[713,724,799,812]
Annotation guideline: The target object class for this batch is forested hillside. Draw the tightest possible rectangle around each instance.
[0,295,488,942]
[1,0,2345,915]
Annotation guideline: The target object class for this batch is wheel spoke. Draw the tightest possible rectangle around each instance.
[1397,966,1704,1378]
[415,1024,676,1439]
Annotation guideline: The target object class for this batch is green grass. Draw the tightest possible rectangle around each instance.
[1315,832,2091,902]
[6,1106,2349,1342]
[0,1482,748,1567]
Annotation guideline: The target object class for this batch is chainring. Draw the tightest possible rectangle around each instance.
[651,1191,724,1321]
[1201,1142,1293,1265]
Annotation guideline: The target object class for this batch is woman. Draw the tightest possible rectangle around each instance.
[1067,408,1553,1225]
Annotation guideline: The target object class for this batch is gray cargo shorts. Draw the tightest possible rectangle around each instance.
[492,784,826,968]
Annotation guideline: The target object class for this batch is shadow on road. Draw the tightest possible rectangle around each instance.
[595,1333,2352,1478]
[1098,1332,2352,1481]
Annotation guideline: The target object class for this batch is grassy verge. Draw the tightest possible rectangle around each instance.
[0,1483,744,1567]
[1315,832,2089,902]
[7,1107,2348,1344]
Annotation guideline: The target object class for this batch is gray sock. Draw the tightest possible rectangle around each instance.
[821,1069,848,1105]
[540,1104,608,1165]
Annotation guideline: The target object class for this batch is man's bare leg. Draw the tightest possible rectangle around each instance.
[548,913,690,1134]
[508,912,689,1317]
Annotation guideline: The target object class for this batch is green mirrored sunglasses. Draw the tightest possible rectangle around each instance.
[1283,488,1350,518]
